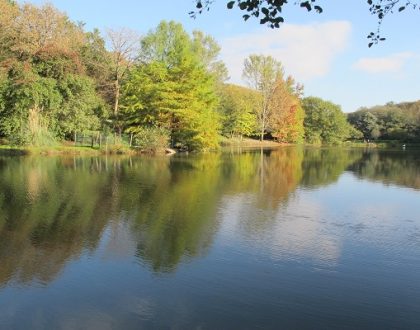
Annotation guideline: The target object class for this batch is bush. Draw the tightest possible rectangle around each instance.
[8,108,57,146]
[132,127,170,153]
[99,135,131,154]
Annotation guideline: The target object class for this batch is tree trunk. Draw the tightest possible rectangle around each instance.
[260,147,264,192]
[260,114,265,142]
[114,79,120,116]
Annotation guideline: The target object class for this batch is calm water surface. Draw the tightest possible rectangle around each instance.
[0,147,419,329]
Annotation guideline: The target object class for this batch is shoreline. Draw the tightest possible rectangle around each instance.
[1,140,418,157]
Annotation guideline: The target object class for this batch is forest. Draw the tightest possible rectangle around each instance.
[0,0,419,152]
[348,101,420,142]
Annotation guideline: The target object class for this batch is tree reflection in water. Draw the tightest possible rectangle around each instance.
[0,147,418,285]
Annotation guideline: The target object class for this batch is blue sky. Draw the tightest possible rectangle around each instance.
[25,0,420,112]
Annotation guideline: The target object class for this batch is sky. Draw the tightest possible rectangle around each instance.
[24,0,420,112]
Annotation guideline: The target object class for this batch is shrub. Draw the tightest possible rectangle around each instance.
[132,127,170,153]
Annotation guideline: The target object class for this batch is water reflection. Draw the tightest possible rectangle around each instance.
[0,157,113,286]
[349,149,420,189]
[300,147,364,188]
[0,147,419,288]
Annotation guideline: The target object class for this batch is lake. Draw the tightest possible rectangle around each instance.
[0,147,419,329]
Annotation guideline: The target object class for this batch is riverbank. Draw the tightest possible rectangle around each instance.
[0,145,134,156]
[220,137,286,147]
[342,140,420,149]
[1,139,419,156]
[0,137,283,156]
[0,144,179,156]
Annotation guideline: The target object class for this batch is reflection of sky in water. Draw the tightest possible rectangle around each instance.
[217,171,420,270]
[217,194,341,267]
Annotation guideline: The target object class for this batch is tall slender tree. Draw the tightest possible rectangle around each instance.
[242,54,282,141]
[106,28,140,130]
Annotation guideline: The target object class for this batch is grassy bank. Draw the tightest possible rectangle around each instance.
[220,136,286,147]
[0,144,136,156]
[2,139,419,157]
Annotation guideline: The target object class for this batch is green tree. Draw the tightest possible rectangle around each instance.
[122,21,221,150]
[80,29,114,110]
[192,30,229,84]
[348,110,380,140]
[347,101,420,142]
[0,1,110,145]
[55,74,104,138]
[302,96,351,144]
[218,84,259,138]
[0,63,62,145]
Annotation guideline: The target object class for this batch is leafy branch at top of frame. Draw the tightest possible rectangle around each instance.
[190,0,420,47]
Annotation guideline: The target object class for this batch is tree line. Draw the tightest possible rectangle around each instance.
[0,1,417,151]
[348,101,420,142]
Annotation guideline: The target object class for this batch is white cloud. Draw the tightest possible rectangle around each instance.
[220,21,351,84]
[353,52,414,74]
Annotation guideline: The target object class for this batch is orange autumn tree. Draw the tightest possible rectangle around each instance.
[268,75,304,143]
